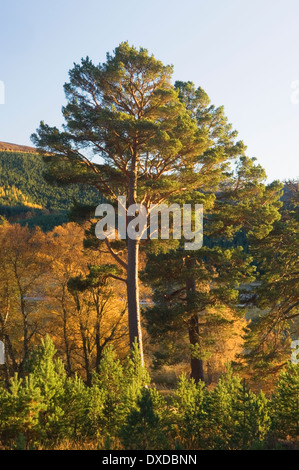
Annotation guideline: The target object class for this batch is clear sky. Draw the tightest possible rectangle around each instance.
[0,0,298,183]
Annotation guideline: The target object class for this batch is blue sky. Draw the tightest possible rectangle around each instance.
[0,0,298,182]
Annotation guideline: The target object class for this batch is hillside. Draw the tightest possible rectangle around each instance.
[0,141,37,153]
[0,143,101,230]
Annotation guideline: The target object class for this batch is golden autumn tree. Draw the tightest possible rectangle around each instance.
[0,223,49,373]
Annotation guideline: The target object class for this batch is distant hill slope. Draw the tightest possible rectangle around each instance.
[0,143,101,230]
[0,141,37,153]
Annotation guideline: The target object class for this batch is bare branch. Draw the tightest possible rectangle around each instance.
[104,238,128,271]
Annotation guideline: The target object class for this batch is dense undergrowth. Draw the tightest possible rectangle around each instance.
[0,336,298,450]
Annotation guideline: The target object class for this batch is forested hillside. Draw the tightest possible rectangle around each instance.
[0,144,101,230]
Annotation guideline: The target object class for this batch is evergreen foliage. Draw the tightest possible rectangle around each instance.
[0,150,101,229]
[0,336,298,450]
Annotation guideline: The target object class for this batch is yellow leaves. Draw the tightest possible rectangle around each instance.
[200,305,248,383]
[0,222,129,378]
[0,185,42,209]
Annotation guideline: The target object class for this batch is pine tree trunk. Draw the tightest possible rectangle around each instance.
[95,320,102,373]
[93,291,103,372]
[3,333,17,383]
[188,313,205,383]
[62,304,72,376]
[186,277,204,383]
[21,296,29,362]
[126,154,144,365]
[81,329,91,386]
[127,237,144,365]
[74,292,92,386]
